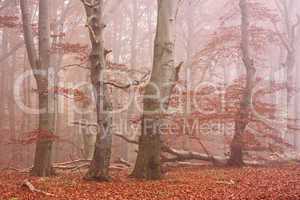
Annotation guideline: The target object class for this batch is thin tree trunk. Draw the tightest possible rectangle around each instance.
[50,0,71,162]
[274,0,299,146]
[81,0,113,181]
[228,0,256,166]
[32,0,54,177]
[131,0,181,180]
[125,0,139,162]
[8,41,17,165]
[294,17,300,151]
[182,2,195,151]
[0,29,9,129]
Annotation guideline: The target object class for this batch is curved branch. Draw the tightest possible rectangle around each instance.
[81,0,100,8]
[104,71,150,90]
[61,63,90,71]
[114,133,138,145]
[114,133,227,165]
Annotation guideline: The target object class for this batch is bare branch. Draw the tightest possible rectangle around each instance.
[116,158,131,167]
[81,0,100,8]
[1,167,30,173]
[22,179,55,197]
[161,144,226,165]
[54,159,91,166]
[61,63,90,71]
[272,21,291,53]
[114,133,227,165]
[104,71,150,90]
[216,180,235,185]
[114,134,138,145]
[72,121,98,128]
[291,15,300,42]
[190,136,217,163]
[274,0,285,21]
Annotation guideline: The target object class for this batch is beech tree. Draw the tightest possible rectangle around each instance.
[227,0,255,166]
[1,0,299,189]
[81,0,113,181]
[20,0,55,176]
[131,0,182,180]
[273,0,300,148]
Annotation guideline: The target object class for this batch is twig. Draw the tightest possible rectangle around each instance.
[22,179,55,197]
[61,63,90,71]
[190,136,217,164]
[1,167,30,173]
[54,159,91,166]
[114,134,138,145]
[72,121,98,128]
[104,71,150,90]
[116,158,131,167]
[216,180,235,185]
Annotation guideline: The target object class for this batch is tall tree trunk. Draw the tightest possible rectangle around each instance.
[78,76,95,160]
[0,29,9,130]
[182,2,196,151]
[125,0,139,162]
[274,0,299,146]
[32,0,54,177]
[8,41,17,165]
[50,0,71,162]
[20,0,54,176]
[228,0,256,166]
[81,0,113,181]
[294,15,300,152]
[131,0,181,180]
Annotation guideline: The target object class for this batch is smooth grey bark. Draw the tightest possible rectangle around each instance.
[20,0,54,176]
[81,0,113,181]
[131,0,181,180]
[8,33,17,163]
[32,0,54,177]
[228,0,256,166]
[0,29,9,129]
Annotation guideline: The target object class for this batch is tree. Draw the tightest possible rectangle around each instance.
[20,0,54,176]
[81,0,113,181]
[131,0,182,180]
[273,0,300,148]
[227,0,256,166]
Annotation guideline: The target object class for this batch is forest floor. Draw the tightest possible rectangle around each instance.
[0,164,299,200]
